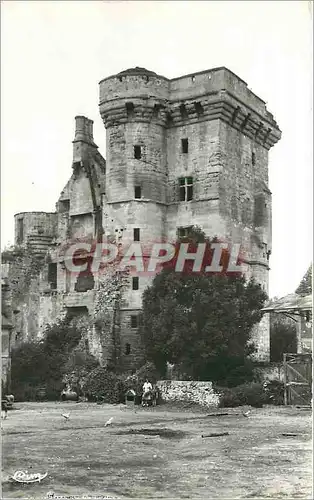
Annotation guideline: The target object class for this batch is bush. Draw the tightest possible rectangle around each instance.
[82,362,162,405]
[263,380,284,405]
[63,350,99,394]
[82,367,122,403]
[11,383,41,402]
[270,322,297,362]
[218,382,268,408]
[10,318,84,401]
[121,362,161,396]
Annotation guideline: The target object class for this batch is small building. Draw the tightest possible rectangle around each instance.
[262,293,312,354]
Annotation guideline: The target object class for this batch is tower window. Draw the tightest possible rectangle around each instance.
[59,199,70,213]
[48,263,57,290]
[132,277,139,290]
[194,102,204,115]
[134,228,140,241]
[179,177,193,201]
[166,112,173,125]
[181,138,189,154]
[126,102,134,117]
[134,186,142,199]
[125,343,131,355]
[177,226,193,239]
[131,316,138,329]
[134,145,142,159]
[17,218,24,244]
[153,104,160,117]
[252,152,256,166]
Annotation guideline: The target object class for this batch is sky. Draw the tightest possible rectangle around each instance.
[1,0,313,298]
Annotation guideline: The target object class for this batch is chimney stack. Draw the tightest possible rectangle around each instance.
[73,116,97,147]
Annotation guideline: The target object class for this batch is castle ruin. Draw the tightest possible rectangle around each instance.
[3,67,281,373]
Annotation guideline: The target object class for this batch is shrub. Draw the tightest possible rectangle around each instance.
[218,382,268,408]
[263,380,285,405]
[10,318,85,401]
[63,350,99,394]
[270,321,297,362]
[11,383,41,402]
[82,367,121,403]
[121,362,161,396]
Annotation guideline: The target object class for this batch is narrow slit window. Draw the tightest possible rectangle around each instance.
[125,343,131,355]
[179,177,193,202]
[134,145,142,160]
[126,102,134,117]
[181,138,189,154]
[153,104,160,117]
[48,263,57,290]
[131,316,138,329]
[134,228,140,241]
[132,277,139,290]
[252,152,256,166]
[134,186,142,199]
[17,218,24,244]
[166,112,173,125]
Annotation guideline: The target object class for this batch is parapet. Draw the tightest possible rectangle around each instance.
[99,66,281,148]
[99,66,170,106]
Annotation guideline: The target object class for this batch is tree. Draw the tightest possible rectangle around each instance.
[140,228,268,384]
[10,318,84,400]
[295,265,312,296]
[270,313,297,362]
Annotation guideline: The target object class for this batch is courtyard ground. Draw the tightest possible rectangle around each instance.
[1,402,312,499]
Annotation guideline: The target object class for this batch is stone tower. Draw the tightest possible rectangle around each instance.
[99,66,281,364]
[99,68,169,369]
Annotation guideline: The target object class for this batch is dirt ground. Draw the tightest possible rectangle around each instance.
[1,402,312,499]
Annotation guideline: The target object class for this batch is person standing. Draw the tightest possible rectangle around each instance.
[142,379,152,394]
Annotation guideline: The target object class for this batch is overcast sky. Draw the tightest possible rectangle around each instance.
[1,1,312,298]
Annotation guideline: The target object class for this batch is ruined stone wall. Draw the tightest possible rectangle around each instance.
[38,293,66,338]
[69,171,94,217]
[14,212,57,245]
[157,380,220,408]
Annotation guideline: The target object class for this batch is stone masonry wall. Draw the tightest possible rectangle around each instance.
[14,212,57,246]
[7,68,281,368]
[157,380,220,408]
[98,67,281,365]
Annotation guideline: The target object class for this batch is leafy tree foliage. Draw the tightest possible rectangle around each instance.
[270,318,297,362]
[10,318,86,400]
[140,228,268,383]
[295,265,312,296]
[63,349,99,393]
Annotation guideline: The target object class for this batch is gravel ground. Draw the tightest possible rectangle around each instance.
[1,402,312,499]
